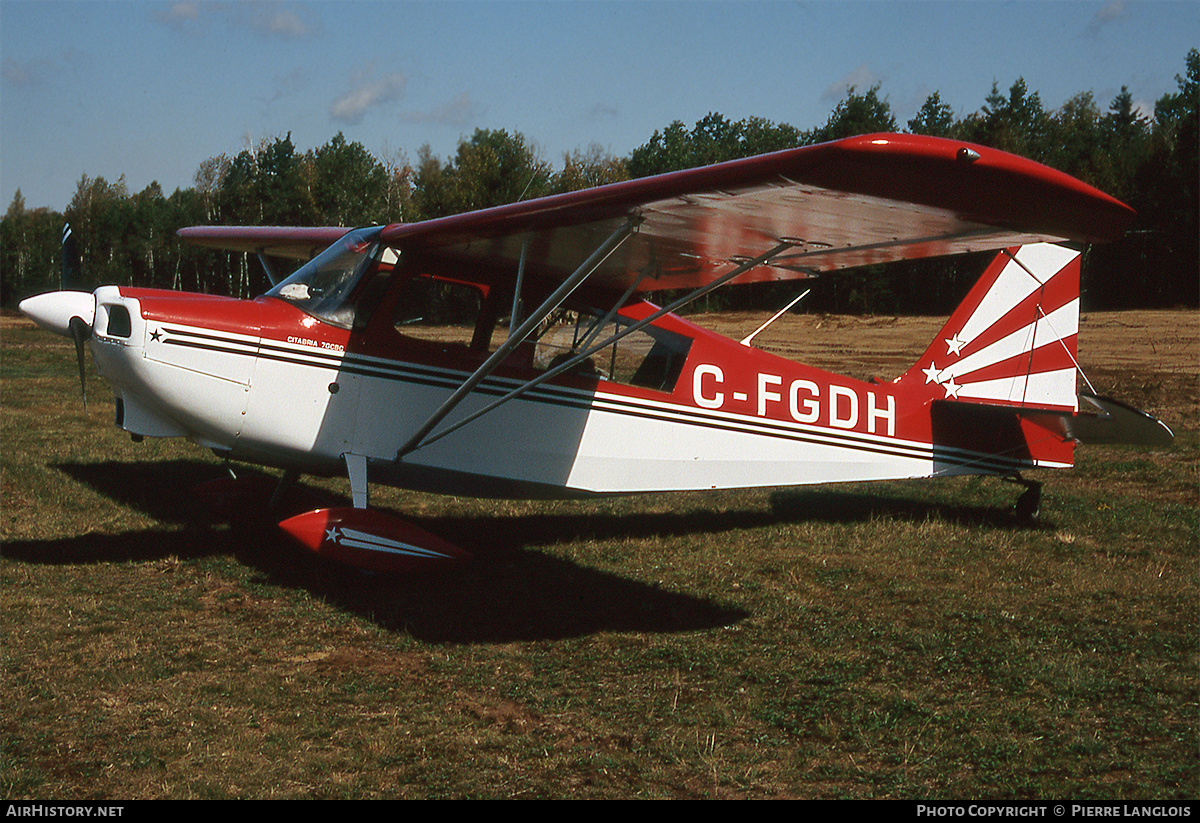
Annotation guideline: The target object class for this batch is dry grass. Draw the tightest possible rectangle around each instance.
[2,308,1196,799]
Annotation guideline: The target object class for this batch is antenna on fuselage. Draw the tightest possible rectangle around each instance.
[740,289,810,347]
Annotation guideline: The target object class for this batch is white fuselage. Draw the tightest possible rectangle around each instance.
[84,286,1030,500]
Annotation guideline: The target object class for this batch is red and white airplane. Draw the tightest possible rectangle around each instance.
[20,134,1172,572]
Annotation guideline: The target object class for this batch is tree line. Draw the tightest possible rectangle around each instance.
[2,49,1195,314]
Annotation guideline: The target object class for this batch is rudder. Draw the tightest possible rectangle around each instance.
[900,243,1082,413]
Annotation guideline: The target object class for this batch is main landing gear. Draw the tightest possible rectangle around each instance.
[191,463,471,573]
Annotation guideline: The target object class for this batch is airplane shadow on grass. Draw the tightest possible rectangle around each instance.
[5,459,1040,644]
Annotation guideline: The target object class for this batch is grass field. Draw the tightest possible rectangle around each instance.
[2,308,1196,799]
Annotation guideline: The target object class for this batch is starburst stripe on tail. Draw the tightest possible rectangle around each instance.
[904,243,1081,412]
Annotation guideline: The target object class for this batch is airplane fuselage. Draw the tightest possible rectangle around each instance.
[84,279,1070,502]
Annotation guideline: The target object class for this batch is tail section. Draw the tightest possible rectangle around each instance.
[901,243,1081,413]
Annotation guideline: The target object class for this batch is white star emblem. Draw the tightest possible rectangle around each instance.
[324,526,341,544]
[945,333,967,356]
[921,362,941,384]
[942,377,962,399]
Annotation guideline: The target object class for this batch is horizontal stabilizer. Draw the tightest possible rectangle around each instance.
[930,399,1075,471]
[1069,393,1175,447]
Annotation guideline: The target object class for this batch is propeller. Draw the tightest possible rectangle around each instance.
[61,224,81,290]
[68,315,92,410]
[17,223,95,408]
[19,289,97,407]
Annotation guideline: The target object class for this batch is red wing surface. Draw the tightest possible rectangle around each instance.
[377,134,1134,293]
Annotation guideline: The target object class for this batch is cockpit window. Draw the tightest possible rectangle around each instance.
[533,304,692,392]
[266,227,384,328]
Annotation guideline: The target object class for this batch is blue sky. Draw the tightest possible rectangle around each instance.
[2,0,1196,212]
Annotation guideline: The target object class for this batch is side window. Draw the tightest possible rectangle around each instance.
[392,274,496,350]
[533,307,692,392]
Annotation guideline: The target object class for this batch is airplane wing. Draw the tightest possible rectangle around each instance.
[378,133,1136,293]
[178,134,1135,293]
[175,134,1137,460]
[177,225,351,260]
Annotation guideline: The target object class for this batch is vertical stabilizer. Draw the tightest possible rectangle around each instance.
[900,243,1082,412]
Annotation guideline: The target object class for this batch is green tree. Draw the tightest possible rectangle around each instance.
[455,128,551,211]
[64,174,132,288]
[907,91,955,137]
[1149,47,1198,214]
[255,133,317,225]
[959,78,1049,159]
[628,120,692,177]
[552,144,630,193]
[1096,86,1152,203]
[308,132,390,226]
[1106,86,1149,146]
[217,133,316,226]
[1,190,32,301]
[414,129,551,218]
[1044,91,1106,186]
[128,182,169,289]
[161,185,211,295]
[378,148,415,224]
[811,85,898,142]
[686,112,747,166]
[629,113,802,177]
[194,153,234,221]
[1131,48,1199,306]
[1,190,64,303]
[738,116,804,156]
[410,144,449,222]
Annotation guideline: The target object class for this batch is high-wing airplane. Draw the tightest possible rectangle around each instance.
[19,134,1173,572]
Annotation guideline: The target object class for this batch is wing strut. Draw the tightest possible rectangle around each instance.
[396,218,638,459]
[510,239,528,335]
[408,239,799,452]
[257,253,281,286]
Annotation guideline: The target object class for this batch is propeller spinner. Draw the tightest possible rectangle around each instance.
[19,289,96,408]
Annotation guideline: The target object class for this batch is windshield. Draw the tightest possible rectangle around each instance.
[266,227,383,328]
